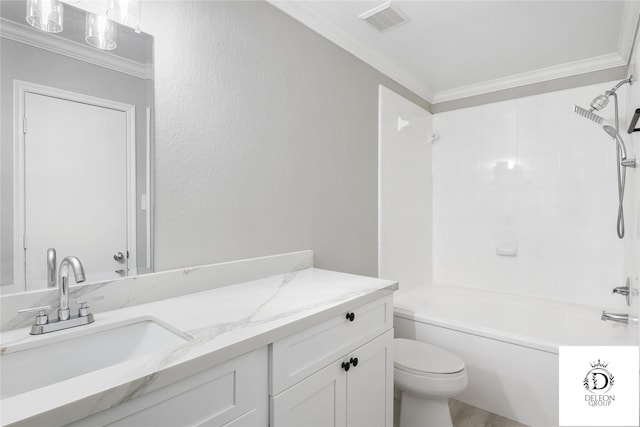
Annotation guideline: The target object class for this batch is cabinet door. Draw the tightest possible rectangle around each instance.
[271,296,393,395]
[272,360,347,427]
[346,330,394,427]
[67,348,268,427]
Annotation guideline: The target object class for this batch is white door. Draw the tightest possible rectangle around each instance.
[272,361,347,427]
[22,92,129,289]
[346,330,394,427]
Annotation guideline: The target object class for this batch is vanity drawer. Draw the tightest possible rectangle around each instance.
[271,295,392,394]
[68,347,268,427]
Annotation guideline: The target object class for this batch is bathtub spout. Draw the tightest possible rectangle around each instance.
[601,311,638,325]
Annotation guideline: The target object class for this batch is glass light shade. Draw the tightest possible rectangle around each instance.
[107,0,141,31]
[85,14,117,51]
[26,0,63,33]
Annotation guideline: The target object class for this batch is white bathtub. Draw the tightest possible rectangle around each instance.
[393,285,631,427]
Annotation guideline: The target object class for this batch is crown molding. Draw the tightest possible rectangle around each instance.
[434,1,638,103]
[0,18,151,79]
[270,1,635,105]
[432,53,627,104]
[267,0,434,102]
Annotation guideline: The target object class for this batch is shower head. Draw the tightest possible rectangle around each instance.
[603,124,618,138]
[590,94,610,111]
[588,76,633,112]
[603,125,627,160]
[573,104,604,125]
[574,76,633,124]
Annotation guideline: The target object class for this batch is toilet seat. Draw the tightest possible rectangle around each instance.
[394,338,465,376]
[394,362,468,399]
[395,364,463,379]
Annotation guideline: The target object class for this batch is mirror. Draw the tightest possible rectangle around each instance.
[0,0,154,294]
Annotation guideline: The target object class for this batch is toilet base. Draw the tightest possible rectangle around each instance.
[399,392,452,427]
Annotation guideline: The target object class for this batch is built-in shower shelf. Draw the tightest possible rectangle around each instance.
[628,108,640,134]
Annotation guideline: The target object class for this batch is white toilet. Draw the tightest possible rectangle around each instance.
[394,338,468,427]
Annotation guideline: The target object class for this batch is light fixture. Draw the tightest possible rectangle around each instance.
[26,0,64,33]
[107,0,141,32]
[85,13,117,51]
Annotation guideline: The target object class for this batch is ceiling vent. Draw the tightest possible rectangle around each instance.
[359,1,409,33]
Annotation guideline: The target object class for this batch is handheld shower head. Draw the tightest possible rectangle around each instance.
[603,124,618,138]
[575,77,635,240]
[603,125,627,160]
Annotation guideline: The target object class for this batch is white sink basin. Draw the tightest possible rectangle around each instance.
[0,318,190,399]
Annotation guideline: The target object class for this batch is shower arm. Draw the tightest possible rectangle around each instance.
[608,77,633,95]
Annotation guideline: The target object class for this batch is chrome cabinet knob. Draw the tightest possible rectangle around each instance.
[113,252,125,262]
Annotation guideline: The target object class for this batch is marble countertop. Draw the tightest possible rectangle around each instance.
[0,268,397,426]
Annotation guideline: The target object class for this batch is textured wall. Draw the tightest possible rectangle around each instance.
[142,1,428,276]
[433,81,630,308]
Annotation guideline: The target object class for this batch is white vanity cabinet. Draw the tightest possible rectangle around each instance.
[270,296,394,427]
[63,294,394,427]
[67,347,268,427]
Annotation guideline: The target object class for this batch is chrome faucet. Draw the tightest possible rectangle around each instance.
[18,255,102,335]
[601,311,639,325]
[57,256,86,321]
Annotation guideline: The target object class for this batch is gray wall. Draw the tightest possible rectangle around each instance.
[143,1,429,276]
[0,38,150,286]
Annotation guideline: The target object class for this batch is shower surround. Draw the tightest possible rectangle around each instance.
[432,81,633,310]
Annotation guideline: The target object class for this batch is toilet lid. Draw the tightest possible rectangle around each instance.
[394,338,465,374]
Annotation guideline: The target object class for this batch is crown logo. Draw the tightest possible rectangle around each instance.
[590,359,608,369]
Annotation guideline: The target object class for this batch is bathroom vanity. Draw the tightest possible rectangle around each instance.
[0,263,396,427]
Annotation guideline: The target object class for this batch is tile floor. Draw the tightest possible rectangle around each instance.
[449,400,528,427]
[394,398,528,427]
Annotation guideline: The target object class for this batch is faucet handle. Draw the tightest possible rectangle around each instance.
[75,295,104,305]
[611,278,639,306]
[18,305,51,326]
[75,296,104,317]
[612,286,630,295]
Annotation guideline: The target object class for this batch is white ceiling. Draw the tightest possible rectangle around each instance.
[269,1,640,103]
